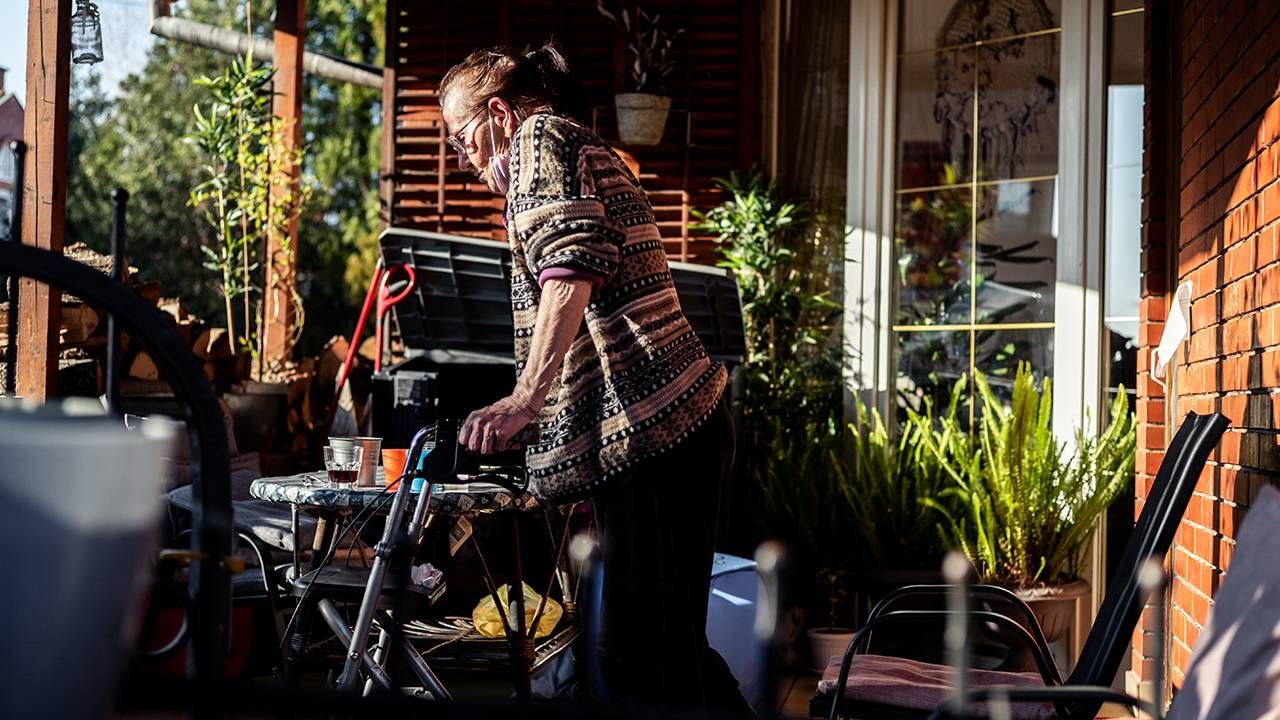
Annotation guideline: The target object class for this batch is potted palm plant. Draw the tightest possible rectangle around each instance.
[927,364,1136,642]
[597,2,684,145]
[693,169,851,671]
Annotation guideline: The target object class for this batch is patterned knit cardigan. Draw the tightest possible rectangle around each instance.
[506,112,727,502]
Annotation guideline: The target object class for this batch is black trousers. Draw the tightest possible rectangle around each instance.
[592,399,754,717]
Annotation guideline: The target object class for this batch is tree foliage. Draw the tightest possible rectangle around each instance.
[66,0,384,355]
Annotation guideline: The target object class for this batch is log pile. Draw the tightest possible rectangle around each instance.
[0,244,365,472]
[0,244,243,393]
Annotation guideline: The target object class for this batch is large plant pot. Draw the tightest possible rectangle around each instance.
[1014,579,1090,645]
[224,380,288,453]
[614,93,672,145]
[807,627,856,674]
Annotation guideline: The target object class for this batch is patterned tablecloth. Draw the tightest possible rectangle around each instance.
[249,471,539,516]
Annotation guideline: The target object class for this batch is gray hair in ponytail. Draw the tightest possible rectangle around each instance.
[441,41,584,120]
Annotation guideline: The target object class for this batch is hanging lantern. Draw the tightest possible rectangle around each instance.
[70,0,104,65]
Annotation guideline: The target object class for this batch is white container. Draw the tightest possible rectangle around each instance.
[807,626,856,675]
[0,404,174,718]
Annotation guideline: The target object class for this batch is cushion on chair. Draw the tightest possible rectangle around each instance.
[816,654,1054,719]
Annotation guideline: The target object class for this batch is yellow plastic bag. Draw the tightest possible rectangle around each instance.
[471,582,562,638]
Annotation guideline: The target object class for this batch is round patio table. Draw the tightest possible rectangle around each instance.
[249,471,540,574]
[250,470,566,701]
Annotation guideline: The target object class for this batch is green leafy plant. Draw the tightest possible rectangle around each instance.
[694,168,849,618]
[597,2,685,94]
[186,53,311,375]
[842,379,972,570]
[926,364,1136,587]
[755,415,849,574]
[694,169,841,424]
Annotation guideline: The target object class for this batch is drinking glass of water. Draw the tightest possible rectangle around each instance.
[324,445,363,488]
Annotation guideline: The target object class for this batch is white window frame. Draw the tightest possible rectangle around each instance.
[843,0,1111,441]
[843,0,1115,662]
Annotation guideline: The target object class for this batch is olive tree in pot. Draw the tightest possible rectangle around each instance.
[187,54,312,450]
[926,364,1136,645]
[597,2,684,145]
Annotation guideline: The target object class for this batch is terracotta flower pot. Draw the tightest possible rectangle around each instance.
[1014,579,1090,644]
[614,93,672,145]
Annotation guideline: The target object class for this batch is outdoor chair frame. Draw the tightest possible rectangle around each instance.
[819,411,1229,720]
[854,584,1064,682]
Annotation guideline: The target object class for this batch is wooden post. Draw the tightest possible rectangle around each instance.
[379,0,399,230]
[17,0,73,400]
[261,0,305,371]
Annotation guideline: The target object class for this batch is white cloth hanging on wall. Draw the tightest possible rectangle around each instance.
[1153,281,1194,388]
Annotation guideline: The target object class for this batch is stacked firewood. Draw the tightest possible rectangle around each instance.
[0,243,271,395]
[0,245,374,474]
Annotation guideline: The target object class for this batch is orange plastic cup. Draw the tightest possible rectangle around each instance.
[381,448,409,489]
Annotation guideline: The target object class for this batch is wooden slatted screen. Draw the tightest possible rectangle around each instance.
[383,0,760,264]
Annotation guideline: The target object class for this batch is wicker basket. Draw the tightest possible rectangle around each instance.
[614,93,672,145]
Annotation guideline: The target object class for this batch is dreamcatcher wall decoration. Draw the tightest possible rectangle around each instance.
[932,0,1059,180]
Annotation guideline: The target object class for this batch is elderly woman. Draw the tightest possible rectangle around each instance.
[442,44,751,715]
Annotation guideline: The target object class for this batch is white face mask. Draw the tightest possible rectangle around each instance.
[486,113,511,194]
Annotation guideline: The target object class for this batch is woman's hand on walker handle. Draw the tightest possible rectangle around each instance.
[459,394,539,455]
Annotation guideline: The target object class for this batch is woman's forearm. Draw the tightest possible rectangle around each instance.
[512,277,594,412]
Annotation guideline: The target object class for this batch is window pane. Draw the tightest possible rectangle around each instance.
[897,330,971,416]
[895,188,972,326]
[973,327,1055,404]
[972,0,1060,41]
[898,48,974,190]
[975,179,1058,324]
[906,0,1060,51]
[1105,12,1144,402]
[900,0,969,54]
[976,35,1060,181]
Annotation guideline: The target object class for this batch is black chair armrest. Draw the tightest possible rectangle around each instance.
[826,610,1063,720]
[924,684,1154,720]
[867,584,1049,647]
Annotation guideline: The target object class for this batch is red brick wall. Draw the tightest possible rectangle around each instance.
[1137,0,1280,693]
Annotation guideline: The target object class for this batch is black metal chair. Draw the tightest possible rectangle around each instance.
[815,411,1229,720]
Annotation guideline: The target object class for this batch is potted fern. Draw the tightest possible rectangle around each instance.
[597,2,684,145]
[927,364,1136,642]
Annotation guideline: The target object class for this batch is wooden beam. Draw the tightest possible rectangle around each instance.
[737,0,763,172]
[17,0,73,400]
[261,0,305,371]
[379,0,399,229]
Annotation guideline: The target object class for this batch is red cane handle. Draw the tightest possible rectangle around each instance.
[380,263,416,308]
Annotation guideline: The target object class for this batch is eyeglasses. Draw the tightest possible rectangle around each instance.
[445,106,489,167]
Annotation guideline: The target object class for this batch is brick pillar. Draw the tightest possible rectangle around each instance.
[1132,0,1177,699]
